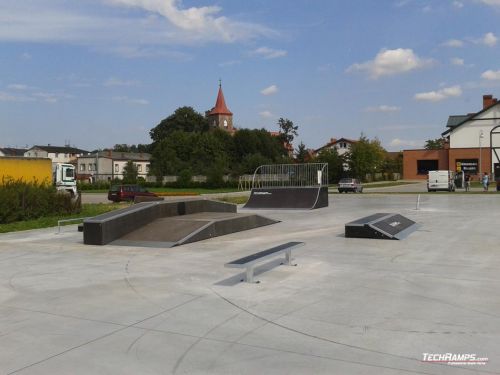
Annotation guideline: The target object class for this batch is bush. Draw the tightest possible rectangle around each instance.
[0,179,80,224]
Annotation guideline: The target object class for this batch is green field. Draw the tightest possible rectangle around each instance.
[0,203,127,233]
[82,187,241,194]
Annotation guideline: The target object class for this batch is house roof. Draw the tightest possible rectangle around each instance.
[208,85,232,116]
[442,100,500,137]
[0,147,27,156]
[82,151,151,161]
[446,115,470,128]
[314,137,357,153]
[30,145,89,154]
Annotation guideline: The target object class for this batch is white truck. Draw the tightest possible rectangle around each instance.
[0,157,78,197]
[427,170,455,192]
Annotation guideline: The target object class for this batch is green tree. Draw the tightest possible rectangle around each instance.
[315,148,345,184]
[277,118,298,145]
[347,135,386,181]
[424,138,446,150]
[150,106,209,143]
[295,142,308,163]
[122,161,139,184]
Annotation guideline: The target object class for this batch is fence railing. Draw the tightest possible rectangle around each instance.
[251,163,328,189]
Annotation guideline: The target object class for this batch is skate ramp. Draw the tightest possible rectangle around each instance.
[83,199,278,247]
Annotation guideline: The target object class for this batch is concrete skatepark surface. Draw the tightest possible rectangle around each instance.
[1,194,499,374]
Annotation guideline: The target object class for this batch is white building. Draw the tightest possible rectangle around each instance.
[24,145,89,164]
[77,151,151,182]
[314,137,357,156]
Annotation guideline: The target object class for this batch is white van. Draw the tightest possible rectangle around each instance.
[427,170,455,192]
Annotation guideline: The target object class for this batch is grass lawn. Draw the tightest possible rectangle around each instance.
[81,187,241,194]
[215,195,249,205]
[0,203,128,233]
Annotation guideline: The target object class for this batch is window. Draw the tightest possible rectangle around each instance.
[93,163,97,171]
[80,164,86,172]
[146,164,150,173]
[115,164,119,173]
[417,160,438,175]
[88,164,92,171]
[55,153,59,158]
[137,164,142,173]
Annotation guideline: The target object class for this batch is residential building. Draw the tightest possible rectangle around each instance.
[24,145,89,164]
[403,94,500,180]
[0,147,27,157]
[314,137,357,156]
[77,151,151,182]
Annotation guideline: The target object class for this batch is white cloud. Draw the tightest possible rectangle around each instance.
[0,1,274,53]
[451,57,464,66]
[104,77,140,87]
[442,39,464,47]
[414,85,462,102]
[112,96,149,105]
[453,1,464,8]
[259,110,274,118]
[364,105,401,113]
[346,48,433,79]
[0,91,33,102]
[478,0,500,6]
[480,32,497,46]
[218,60,241,67]
[20,52,31,60]
[7,84,29,90]
[260,85,278,96]
[481,70,500,80]
[389,138,424,148]
[252,47,287,59]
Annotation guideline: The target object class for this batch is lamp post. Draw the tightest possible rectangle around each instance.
[479,130,484,178]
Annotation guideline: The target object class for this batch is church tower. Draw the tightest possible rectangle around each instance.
[207,81,234,133]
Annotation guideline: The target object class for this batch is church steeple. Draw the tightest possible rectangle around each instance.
[209,81,232,116]
[207,81,234,132]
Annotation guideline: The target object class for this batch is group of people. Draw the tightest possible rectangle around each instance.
[464,172,490,192]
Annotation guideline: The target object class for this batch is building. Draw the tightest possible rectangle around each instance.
[24,145,89,164]
[403,94,500,180]
[0,147,27,157]
[314,137,357,156]
[206,82,234,133]
[77,151,151,182]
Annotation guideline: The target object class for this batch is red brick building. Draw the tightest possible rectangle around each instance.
[403,95,500,180]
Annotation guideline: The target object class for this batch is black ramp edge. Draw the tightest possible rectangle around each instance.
[244,186,328,210]
[176,214,279,246]
[345,213,417,240]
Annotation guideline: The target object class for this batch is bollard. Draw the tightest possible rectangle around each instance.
[415,194,421,210]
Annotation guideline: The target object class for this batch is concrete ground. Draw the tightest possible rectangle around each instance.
[1,194,499,375]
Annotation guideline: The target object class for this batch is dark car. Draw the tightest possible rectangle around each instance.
[338,178,363,193]
[108,184,157,202]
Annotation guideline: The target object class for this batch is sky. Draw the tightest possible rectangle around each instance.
[1,0,500,152]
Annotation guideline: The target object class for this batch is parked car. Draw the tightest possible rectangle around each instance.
[108,184,157,202]
[338,178,363,193]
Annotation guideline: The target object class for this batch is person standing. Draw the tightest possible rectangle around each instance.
[482,172,490,192]
[465,174,471,192]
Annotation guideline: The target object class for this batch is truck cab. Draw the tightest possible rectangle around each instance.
[427,170,455,192]
[52,163,77,197]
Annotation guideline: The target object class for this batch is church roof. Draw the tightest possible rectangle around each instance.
[209,85,232,116]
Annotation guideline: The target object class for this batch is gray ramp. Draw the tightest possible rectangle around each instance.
[109,212,278,248]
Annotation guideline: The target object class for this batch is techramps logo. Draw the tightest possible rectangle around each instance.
[422,353,488,366]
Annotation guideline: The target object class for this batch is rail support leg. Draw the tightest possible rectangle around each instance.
[285,249,292,265]
[245,266,255,283]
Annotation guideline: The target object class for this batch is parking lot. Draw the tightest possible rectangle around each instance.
[0,194,499,374]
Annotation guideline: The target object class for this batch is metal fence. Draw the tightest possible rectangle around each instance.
[251,163,328,188]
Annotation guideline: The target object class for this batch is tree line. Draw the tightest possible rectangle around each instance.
[109,106,402,185]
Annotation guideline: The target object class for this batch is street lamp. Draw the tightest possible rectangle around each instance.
[479,130,484,178]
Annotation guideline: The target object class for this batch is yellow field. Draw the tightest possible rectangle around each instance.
[0,157,52,185]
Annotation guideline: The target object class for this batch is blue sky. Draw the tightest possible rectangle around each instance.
[1,0,500,152]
